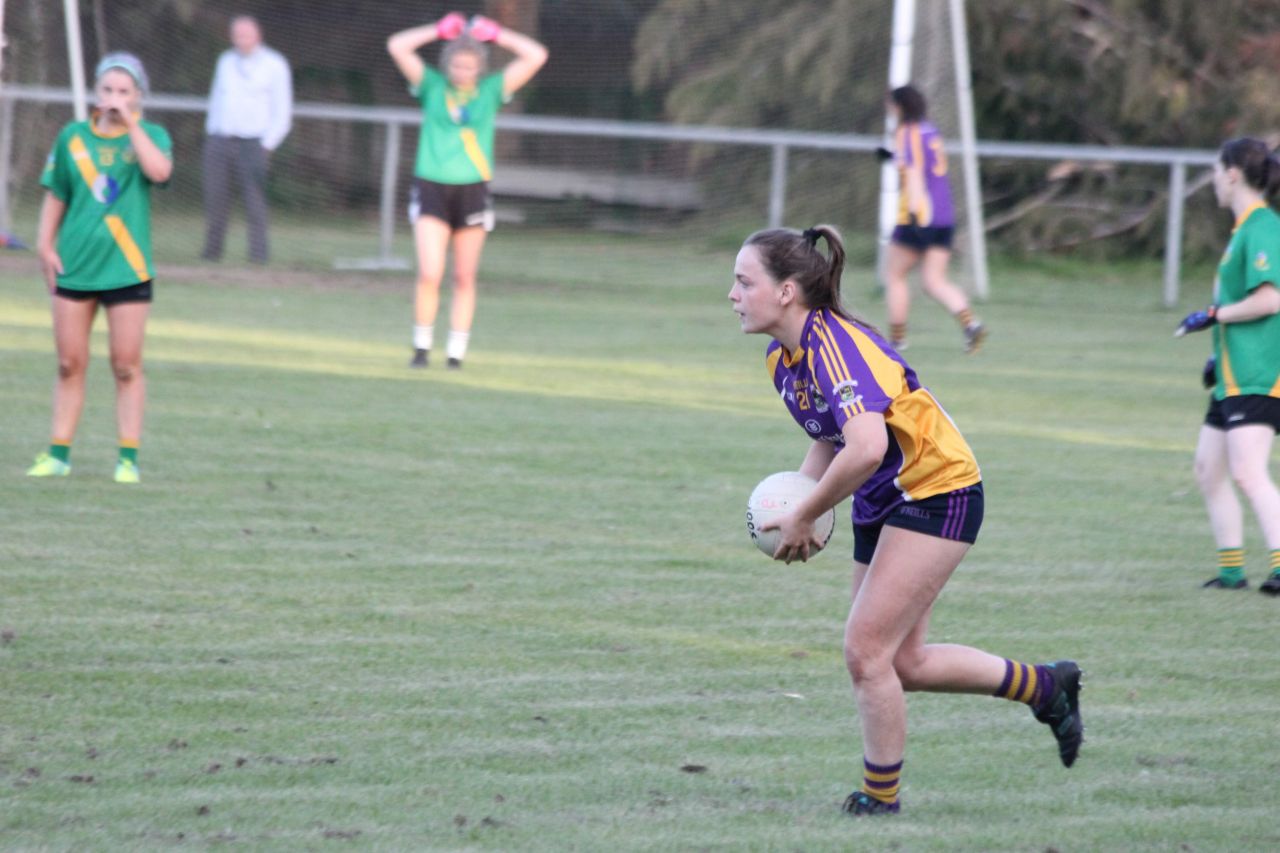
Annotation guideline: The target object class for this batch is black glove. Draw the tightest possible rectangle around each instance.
[1202,356,1216,389]
[875,146,893,162]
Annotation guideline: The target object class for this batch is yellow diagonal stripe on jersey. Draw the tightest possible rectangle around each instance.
[68,134,151,281]
[459,128,492,182]
[103,215,150,281]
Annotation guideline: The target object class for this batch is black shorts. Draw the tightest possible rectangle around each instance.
[853,483,984,565]
[408,177,494,232]
[890,225,954,252]
[55,280,153,306]
[1204,394,1280,432]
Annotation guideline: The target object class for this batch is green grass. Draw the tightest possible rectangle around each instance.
[2,226,1278,851]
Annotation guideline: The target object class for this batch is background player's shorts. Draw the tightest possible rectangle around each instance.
[55,280,153,306]
[853,482,984,565]
[890,224,954,252]
[408,178,494,232]
[1205,394,1280,432]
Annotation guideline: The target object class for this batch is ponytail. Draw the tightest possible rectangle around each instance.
[1220,137,1280,199]
[744,224,875,331]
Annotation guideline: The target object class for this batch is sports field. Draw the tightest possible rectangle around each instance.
[2,224,1277,850]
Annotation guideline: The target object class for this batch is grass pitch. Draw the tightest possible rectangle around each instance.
[2,227,1278,851]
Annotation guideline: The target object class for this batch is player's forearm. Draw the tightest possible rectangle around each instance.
[798,440,837,482]
[128,124,172,183]
[1218,284,1280,324]
[387,24,440,59]
[795,440,879,524]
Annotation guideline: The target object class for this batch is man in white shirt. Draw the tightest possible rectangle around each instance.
[201,15,292,264]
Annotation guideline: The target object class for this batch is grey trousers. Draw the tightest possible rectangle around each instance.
[202,135,270,263]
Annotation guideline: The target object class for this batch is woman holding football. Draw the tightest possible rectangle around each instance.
[729,224,1081,815]
[387,11,547,369]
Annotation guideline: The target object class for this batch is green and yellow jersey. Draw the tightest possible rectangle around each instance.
[40,117,172,291]
[411,66,506,185]
[1212,203,1280,399]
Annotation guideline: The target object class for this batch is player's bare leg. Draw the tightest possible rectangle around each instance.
[410,216,452,366]
[445,225,486,367]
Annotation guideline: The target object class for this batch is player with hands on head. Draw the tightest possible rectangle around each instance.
[27,52,172,484]
[387,10,547,370]
[881,85,985,353]
[730,224,1082,816]
[1180,137,1280,594]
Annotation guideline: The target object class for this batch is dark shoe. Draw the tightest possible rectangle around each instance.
[841,791,899,816]
[1259,572,1280,596]
[964,322,987,354]
[1202,576,1247,590]
[446,357,463,370]
[409,349,429,368]
[1032,660,1083,768]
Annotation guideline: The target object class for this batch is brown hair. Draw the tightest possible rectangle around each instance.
[888,85,927,123]
[743,224,874,329]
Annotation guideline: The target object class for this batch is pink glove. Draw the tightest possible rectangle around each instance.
[467,15,501,42]
[436,12,466,40]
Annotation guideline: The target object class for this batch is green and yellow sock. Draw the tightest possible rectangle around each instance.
[1267,549,1280,581]
[1218,548,1245,585]
[118,439,139,465]
[49,442,71,464]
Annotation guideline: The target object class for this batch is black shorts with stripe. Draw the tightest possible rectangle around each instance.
[853,482,984,565]
[408,177,494,232]
[1205,394,1280,433]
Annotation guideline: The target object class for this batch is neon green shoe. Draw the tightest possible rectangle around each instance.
[113,458,141,484]
[26,452,71,477]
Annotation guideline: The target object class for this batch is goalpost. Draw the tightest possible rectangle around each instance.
[878,0,989,300]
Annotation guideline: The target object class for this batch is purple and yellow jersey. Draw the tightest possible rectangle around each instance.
[765,308,980,525]
[893,121,954,227]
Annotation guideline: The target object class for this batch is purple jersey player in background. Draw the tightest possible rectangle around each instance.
[881,85,986,353]
[729,223,1081,816]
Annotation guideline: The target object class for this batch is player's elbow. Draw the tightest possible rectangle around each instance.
[1260,284,1280,316]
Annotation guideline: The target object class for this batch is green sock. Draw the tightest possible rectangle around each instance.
[118,445,138,465]
[1218,548,1245,584]
[49,443,71,464]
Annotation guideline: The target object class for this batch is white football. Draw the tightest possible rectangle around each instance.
[746,471,836,558]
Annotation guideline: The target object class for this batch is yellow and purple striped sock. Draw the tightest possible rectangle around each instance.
[890,323,908,346]
[860,757,902,807]
[956,308,975,329]
[994,659,1055,710]
[1218,548,1245,585]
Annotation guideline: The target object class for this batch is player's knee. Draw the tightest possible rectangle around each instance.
[1192,457,1219,489]
[843,638,891,685]
[1230,467,1275,498]
[452,273,476,294]
[892,650,928,692]
[57,355,86,380]
[111,360,141,383]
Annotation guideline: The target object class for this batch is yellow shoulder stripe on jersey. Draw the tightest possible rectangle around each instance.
[67,134,151,281]
[459,128,492,181]
[812,317,868,414]
[831,314,905,397]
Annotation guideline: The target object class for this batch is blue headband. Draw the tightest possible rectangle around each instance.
[95,52,149,94]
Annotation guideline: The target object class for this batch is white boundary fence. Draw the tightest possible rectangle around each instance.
[1,84,1216,306]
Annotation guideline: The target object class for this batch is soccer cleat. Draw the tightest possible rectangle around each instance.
[26,453,70,477]
[113,458,141,484]
[964,322,987,354]
[1032,660,1083,768]
[841,791,899,816]
[1259,572,1280,596]
[1202,576,1247,590]
[446,357,463,370]
[410,348,429,368]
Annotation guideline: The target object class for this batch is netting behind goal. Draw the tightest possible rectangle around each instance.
[2,0,981,294]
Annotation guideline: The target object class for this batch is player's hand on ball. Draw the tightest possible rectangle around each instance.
[1174,305,1217,337]
[436,12,466,40]
[759,510,822,564]
[468,15,501,42]
[1202,356,1216,389]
